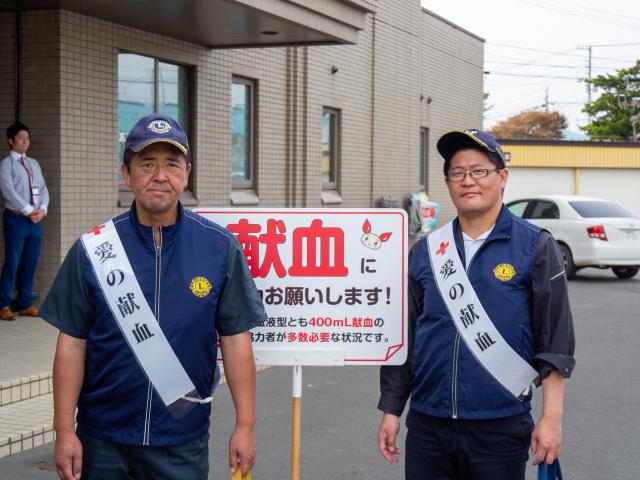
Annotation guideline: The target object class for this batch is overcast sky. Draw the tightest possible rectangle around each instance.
[421,0,640,135]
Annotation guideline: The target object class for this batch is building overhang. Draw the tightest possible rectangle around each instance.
[4,0,374,48]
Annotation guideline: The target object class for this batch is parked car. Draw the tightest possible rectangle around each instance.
[506,195,640,279]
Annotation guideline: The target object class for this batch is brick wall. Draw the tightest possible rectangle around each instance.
[0,2,484,300]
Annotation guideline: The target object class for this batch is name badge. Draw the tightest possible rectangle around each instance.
[31,187,40,195]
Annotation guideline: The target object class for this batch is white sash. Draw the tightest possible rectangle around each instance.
[81,220,213,419]
[427,221,538,399]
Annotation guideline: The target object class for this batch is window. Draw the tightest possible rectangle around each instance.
[118,53,190,189]
[507,200,529,218]
[231,77,256,188]
[529,201,560,220]
[419,128,429,190]
[321,107,340,190]
[569,200,634,218]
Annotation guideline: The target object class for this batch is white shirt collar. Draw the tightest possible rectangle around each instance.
[9,151,25,160]
[462,225,495,243]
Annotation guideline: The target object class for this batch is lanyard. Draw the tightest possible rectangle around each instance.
[19,156,40,207]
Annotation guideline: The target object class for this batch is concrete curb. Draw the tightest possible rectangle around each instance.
[0,372,53,406]
[0,366,273,459]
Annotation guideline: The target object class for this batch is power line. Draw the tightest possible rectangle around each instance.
[485,72,583,80]
[485,60,611,70]
[489,43,584,58]
[515,0,640,32]
[488,80,578,88]
[532,0,640,23]
[586,42,640,47]
[488,42,638,63]
[485,105,546,121]
[488,47,579,74]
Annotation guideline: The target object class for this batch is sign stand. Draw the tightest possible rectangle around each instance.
[254,351,345,480]
[291,365,302,480]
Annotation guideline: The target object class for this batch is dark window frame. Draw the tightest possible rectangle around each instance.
[321,107,341,191]
[231,76,257,190]
[117,51,193,192]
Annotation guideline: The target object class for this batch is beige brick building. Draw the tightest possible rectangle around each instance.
[0,0,483,301]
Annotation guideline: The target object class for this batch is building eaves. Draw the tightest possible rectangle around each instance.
[421,7,485,43]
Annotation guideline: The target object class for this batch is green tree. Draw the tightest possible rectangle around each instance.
[581,60,640,141]
[483,91,492,115]
[489,110,567,139]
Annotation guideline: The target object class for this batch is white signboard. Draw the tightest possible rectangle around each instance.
[194,208,408,366]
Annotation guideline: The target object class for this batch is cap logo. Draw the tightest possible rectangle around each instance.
[148,120,172,134]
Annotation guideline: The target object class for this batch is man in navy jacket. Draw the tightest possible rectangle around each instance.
[377,129,575,480]
[42,114,265,480]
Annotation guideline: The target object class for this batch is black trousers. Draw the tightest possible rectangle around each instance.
[405,410,533,480]
[78,431,209,480]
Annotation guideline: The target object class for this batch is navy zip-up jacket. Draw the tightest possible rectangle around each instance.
[41,203,266,445]
[379,206,575,420]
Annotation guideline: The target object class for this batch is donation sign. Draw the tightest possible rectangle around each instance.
[194,209,407,366]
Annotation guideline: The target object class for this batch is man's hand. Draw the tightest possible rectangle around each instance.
[220,332,257,478]
[531,413,562,465]
[229,426,256,477]
[378,412,401,462]
[532,370,565,465]
[29,210,45,223]
[52,333,86,479]
[54,430,82,480]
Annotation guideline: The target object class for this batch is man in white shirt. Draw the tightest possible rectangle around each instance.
[0,122,49,320]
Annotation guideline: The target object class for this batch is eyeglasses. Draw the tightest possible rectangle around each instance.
[446,168,501,182]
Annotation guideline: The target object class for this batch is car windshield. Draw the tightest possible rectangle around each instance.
[568,201,635,218]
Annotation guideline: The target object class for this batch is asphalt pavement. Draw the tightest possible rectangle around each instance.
[1,267,639,479]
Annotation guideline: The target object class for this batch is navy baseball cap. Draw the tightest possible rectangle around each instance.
[437,129,506,173]
[124,114,190,158]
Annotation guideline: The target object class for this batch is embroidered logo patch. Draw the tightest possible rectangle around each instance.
[493,263,515,282]
[190,276,212,298]
[148,119,172,134]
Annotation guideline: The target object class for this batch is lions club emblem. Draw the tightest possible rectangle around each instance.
[493,263,515,282]
[190,276,212,298]
[148,119,172,134]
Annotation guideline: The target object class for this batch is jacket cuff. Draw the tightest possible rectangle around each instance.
[377,396,406,417]
[533,352,576,379]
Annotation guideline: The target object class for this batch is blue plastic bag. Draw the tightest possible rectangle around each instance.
[538,459,563,480]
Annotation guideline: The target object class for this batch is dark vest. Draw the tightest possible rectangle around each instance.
[77,203,230,445]
[410,206,541,419]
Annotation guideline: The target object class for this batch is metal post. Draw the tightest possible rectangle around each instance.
[291,365,302,480]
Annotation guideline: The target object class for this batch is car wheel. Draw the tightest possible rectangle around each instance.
[559,244,576,279]
[612,266,639,279]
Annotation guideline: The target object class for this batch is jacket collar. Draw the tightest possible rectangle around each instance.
[128,200,184,251]
[452,204,512,266]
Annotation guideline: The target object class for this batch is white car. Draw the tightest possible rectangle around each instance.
[506,195,640,279]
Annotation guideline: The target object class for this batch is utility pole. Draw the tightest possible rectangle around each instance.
[544,86,549,112]
[578,45,593,104]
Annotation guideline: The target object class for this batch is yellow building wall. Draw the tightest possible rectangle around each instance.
[502,143,640,169]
